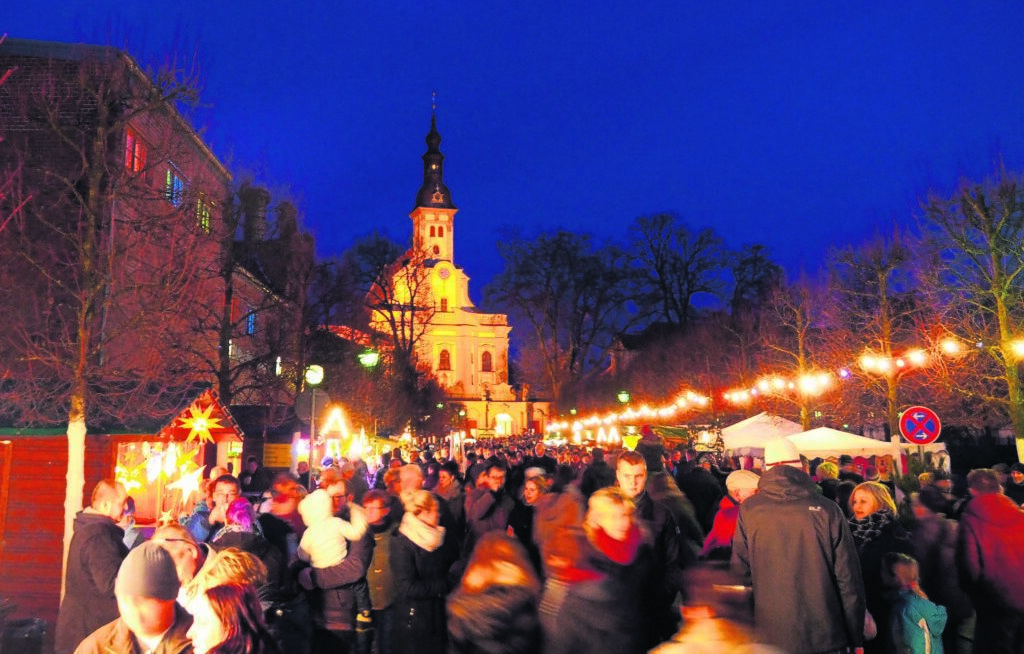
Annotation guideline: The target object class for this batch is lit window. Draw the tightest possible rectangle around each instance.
[165,165,184,206]
[196,192,211,233]
[440,298,448,312]
[124,127,146,173]
[481,351,493,372]
[275,356,282,376]
[439,349,451,371]
[246,312,257,335]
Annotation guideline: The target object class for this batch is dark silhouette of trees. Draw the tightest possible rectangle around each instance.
[628,213,728,331]
[485,229,635,404]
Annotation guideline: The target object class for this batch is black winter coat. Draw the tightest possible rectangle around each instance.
[852,515,914,654]
[447,584,541,654]
[732,466,865,654]
[308,524,374,631]
[55,511,128,654]
[391,531,449,654]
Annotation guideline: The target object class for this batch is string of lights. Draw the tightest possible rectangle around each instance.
[546,336,1010,434]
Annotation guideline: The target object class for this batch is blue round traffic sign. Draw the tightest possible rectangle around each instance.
[899,406,942,445]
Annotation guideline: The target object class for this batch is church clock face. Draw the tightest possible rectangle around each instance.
[439,267,451,280]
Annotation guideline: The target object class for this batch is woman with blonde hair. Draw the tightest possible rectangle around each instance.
[181,547,267,611]
[447,531,542,654]
[391,489,450,653]
[545,486,654,654]
[849,481,913,654]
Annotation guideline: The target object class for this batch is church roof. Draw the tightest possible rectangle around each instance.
[413,112,457,210]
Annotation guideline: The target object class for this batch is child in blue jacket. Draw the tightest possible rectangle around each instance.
[882,552,947,654]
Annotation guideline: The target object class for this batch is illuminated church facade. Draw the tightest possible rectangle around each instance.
[370,113,549,437]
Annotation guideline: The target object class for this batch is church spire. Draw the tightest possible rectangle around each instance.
[414,95,457,210]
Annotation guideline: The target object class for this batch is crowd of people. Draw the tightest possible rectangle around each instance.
[52,432,1024,654]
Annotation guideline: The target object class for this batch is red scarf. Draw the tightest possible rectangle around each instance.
[592,523,642,565]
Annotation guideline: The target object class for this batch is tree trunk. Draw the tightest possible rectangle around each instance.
[61,406,87,599]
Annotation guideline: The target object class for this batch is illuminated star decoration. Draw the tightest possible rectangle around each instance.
[179,403,223,444]
[115,460,146,493]
[166,465,206,504]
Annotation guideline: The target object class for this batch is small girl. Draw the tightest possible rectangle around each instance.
[882,552,947,654]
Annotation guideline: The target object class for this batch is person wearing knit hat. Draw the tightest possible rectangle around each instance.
[74,541,194,654]
[700,470,760,561]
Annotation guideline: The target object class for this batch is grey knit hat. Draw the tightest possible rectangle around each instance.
[114,541,180,600]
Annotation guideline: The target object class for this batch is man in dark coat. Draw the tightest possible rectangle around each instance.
[731,440,865,654]
[957,467,1024,654]
[55,479,129,654]
[525,441,558,476]
[300,475,374,654]
[675,456,724,534]
[616,450,686,649]
[579,447,616,499]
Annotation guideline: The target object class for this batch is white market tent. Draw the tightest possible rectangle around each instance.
[786,427,896,458]
[721,412,804,455]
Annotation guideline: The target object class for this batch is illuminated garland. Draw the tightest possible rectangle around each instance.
[546,337,989,434]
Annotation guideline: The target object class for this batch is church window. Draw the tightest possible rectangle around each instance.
[438,226,444,237]
[481,351,493,372]
[430,226,436,237]
[439,349,451,371]
[433,245,440,255]
[440,298,448,312]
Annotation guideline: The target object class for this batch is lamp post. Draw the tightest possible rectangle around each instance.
[617,390,631,405]
[305,364,323,490]
[358,349,379,439]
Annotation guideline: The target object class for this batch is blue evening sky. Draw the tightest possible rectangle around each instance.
[5,2,1024,298]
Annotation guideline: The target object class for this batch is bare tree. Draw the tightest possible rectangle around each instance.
[0,39,219,572]
[485,229,635,403]
[757,275,830,430]
[920,168,1024,459]
[629,213,728,331]
[824,228,927,437]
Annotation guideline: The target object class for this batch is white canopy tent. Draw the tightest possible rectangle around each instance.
[721,412,804,455]
[786,427,897,458]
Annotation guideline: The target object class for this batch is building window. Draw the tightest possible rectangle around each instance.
[481,351,493,372]
[433,245,440,255]
[430,226,436,237]
[438,226,444,237]
[196,193,211,233]
[439,349,451,371]
[440,298,448,312]
[246,311,257,335]
[124,127,146,173]
[165,165,184,206]
[275,356,282,376]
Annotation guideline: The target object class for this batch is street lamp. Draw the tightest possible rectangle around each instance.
[617,390,631,404]
[305,364,323,489]
[357,349,379,438]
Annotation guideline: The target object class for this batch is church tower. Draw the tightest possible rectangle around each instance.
[410,110,457,262]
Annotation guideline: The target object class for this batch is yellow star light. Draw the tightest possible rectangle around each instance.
[166,465,206,503]
[179,404,223,444]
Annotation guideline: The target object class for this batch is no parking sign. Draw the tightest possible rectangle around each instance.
[899,406,942,445]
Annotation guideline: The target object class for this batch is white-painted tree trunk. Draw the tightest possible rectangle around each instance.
[60,416,87,600]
